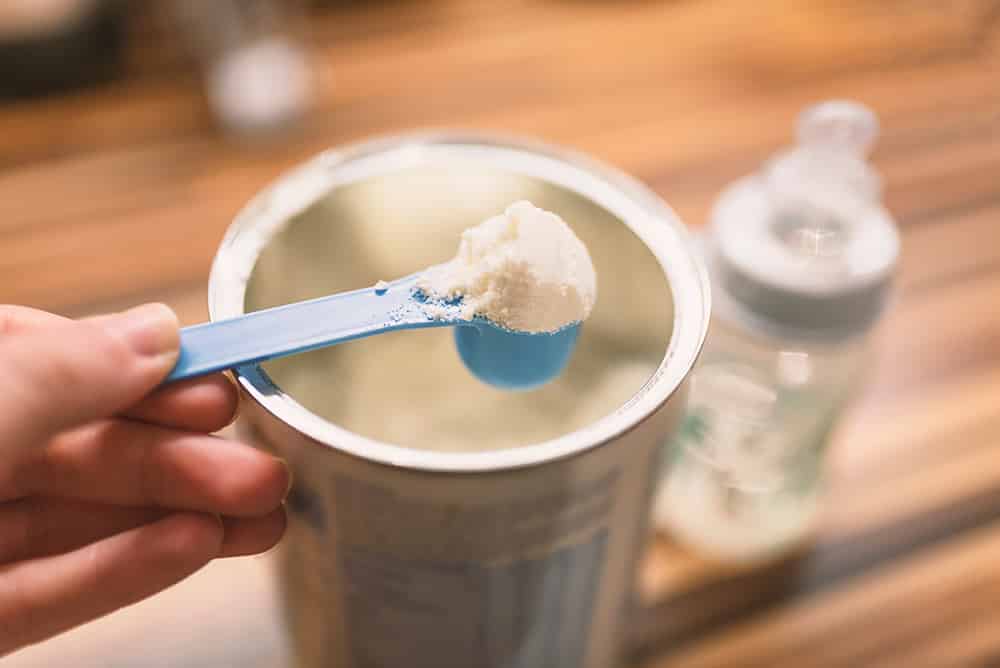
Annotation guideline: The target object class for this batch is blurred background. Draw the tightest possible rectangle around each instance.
[2,1,999,667]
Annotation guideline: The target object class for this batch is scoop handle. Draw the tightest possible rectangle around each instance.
[165,273,442,383]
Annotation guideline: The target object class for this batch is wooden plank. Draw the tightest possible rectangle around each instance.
[643,524,1000,667]
[632,377,1000,658]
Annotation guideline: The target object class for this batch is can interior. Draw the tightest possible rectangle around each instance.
[245,159,673,453]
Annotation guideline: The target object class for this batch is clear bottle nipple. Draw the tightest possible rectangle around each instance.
[709,99,899,337]
[796,100,879,158]
[763,101,883,278]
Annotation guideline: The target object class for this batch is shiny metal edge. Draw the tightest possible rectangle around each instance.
[208,131,711,473]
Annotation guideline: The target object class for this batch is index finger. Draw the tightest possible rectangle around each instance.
[127,374,239,433]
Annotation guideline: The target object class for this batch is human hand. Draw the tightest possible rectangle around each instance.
[0,304,289,656]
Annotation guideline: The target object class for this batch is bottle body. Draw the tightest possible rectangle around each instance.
[653,100,897,565]
[653,311,869,563]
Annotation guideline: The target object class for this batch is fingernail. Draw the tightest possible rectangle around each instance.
[102,303,180,358]
[278,458,294,500]
[257,506,288,559]
[223,372,242,428]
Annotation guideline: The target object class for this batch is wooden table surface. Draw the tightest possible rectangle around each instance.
[3,1,999,666]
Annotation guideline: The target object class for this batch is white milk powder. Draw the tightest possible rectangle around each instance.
[417,201,597,332]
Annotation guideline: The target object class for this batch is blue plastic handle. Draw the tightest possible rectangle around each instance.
[166,273,584,390]
[166,274,448,383]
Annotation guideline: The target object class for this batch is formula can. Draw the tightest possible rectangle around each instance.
[210,134,710,668]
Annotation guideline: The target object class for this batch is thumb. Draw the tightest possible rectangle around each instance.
[0,303,180,451]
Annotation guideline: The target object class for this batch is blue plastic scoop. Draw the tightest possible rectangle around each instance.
[165,273,581,390]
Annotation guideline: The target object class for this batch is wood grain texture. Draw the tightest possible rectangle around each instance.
[2,0,999,666]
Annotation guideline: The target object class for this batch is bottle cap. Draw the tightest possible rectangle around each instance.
[709,100,900,340]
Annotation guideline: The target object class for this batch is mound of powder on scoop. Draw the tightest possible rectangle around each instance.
[418,200,597,333]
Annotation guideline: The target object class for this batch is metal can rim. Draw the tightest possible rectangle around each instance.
[208,131,711,473]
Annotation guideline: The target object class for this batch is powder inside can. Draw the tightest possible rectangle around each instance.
[417,201,597,332]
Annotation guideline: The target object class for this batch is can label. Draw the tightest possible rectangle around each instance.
[285,470,620,668]
[331,472,617,561]
[340,533,607,667]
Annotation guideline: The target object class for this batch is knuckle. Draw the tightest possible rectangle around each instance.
[0,466,22,502]
[0,345,86,430]
[36,350,88,395]
[0,504,29,563]
[8,321,127,400]
[80,320,135,371]
[167,515,222,563]
[137,430,170,508]
[14,499,44,559]
[220,460,284,515]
